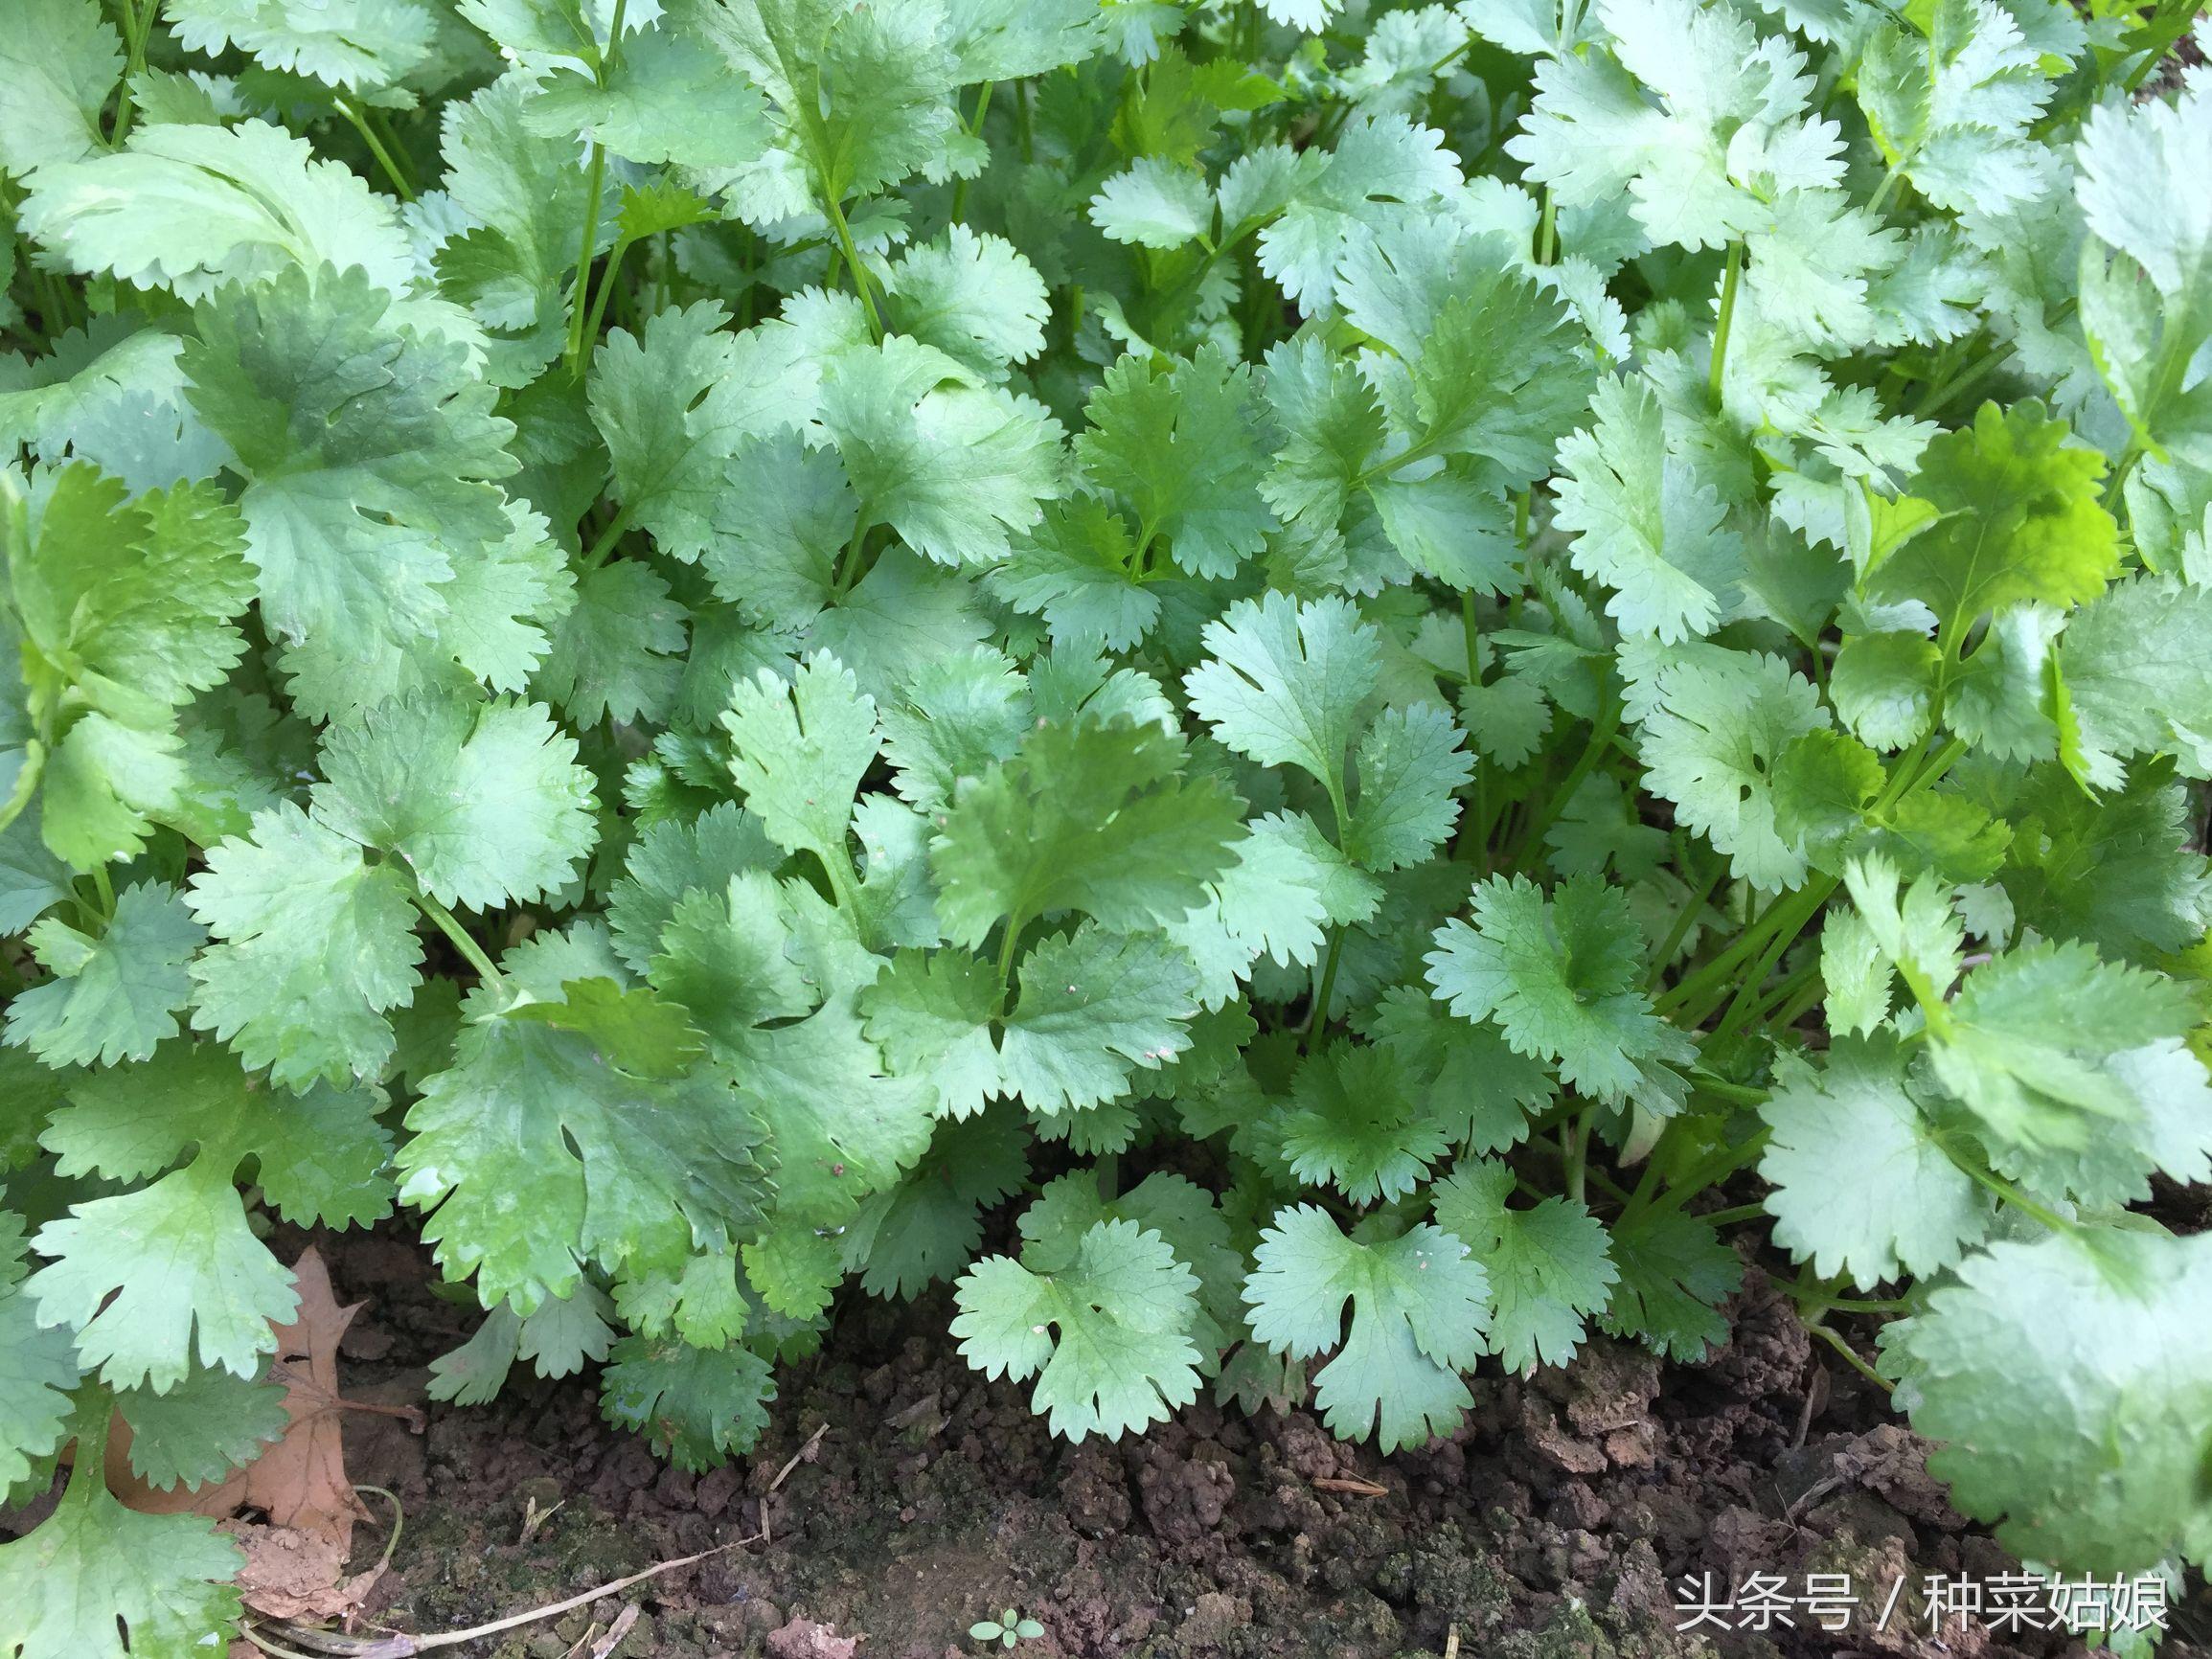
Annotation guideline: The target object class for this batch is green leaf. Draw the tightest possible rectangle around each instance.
[952,1217,1203,1443]
[931,714,1245,948]
[1599,1204,1741,1363]
[398,928,770,1313]
[819,336,1063,570]
[0,1280,80,1497]
[1072,347,1275,580]
[999,926,1199,1116]
[186,802,426,1090]
[601,1334,776,1471]
[115,1365,289,1491]
[1432,1160,1617,1373]
[721,653,880,884]
[1640,647,1831,891]
[1276,1039,1449,1203]
[1185,592,1380,806]
[22,120,427,309]
[314,693,598,911]
[840,1111,1029,1299]
[44,1041,395,1227]
[181,263,530,719]
[1759,1035,1989,1290]
[1089,158,1215,249]
[525,0,772,168]
[1890,1231,2212,1571]
[0,0,121,176]
[1243,1204,1490,1451]
[1865,402,2119,637]
[29,1157,300,1391]
[0,1431,242,1659]
[2059,576,2212,791]
[1557,375,1745,644]
[4,881,205,1067]
[881,227,1050,381]
[1426,874,1693,1107]
[166,0,436,90]
[1342,702,1472,872]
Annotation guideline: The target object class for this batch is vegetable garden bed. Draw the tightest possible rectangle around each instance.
[4,0,2211,1653]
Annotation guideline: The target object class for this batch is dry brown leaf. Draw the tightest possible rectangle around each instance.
[222,1518,387,1621]
[246,1246,376,1552]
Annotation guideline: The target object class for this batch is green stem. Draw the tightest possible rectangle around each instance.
[109,0,152,147]
[89,862,115,921]
[339,97,416,200]
[564,140,610,373]
[1698,1201,1771,1228]
[1304,926,1346,1047]
[992,910,1028,1017]
[579,236,635,359]
[1646,865,1723,988]
[832,505,875,598]
[581,502,635,570]
[415,893,504,988]
[2102,441,2143,514]
[823,193,883,339]
[1706,240,1744,405]
[1562,1110,1590,1203]
[1512,691,1619,869]
[1807,1320,1895,1395]
[1953,1157,2077,1237]
[1535,188,1557,266]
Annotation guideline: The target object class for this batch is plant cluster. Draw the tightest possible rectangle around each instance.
[3,0,2211,1648]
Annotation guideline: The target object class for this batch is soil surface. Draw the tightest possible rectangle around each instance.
[281,1223,2211,1659]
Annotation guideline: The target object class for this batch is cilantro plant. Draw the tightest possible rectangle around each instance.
[4,0,2212,1647]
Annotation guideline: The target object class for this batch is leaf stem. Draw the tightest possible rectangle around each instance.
[108,0,153,147]
[1511,690,1618,871]
[823,192,883,340]
[89,861,115,921]
[338,97,416,200]
[1304,925,1346,1048]
[581,502,635,570]
[415,893,504,989]
[1706,240,1744,406]
[832,505,874,598]
[1646,865,1723,988]
[565,140,611,374]
[1806,1320,1895,1395]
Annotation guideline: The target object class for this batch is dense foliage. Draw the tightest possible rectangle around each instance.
[4,0,2211,1647]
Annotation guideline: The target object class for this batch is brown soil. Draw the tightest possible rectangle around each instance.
[289,1224,2210,1659]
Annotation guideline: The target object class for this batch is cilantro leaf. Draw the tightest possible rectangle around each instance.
[1243,1204,1491,1450]
[601,1334,776,1470]
[1599,1204,1741,1362]
[1890,1231,2212,1571]
[1759,1035,1989,1290]
[28,1157,300,1391]
[398,929,770,1313]
[931,714,1245,948]
[1432,1160,1618,1373]
[314,693,598,910]
[0,1428,242,1659]
[4,881,204,1067]
[952,1217,1203,1443]
[1426,874,1693,1106]
[184,802,425,1090]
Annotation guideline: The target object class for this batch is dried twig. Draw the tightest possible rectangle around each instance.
[1444,1623,1461,1659]
[758,1421,828,1545]
[1311,1475,1389,1497]
[588,1603,640,1659]
[251,1534,760,1657]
